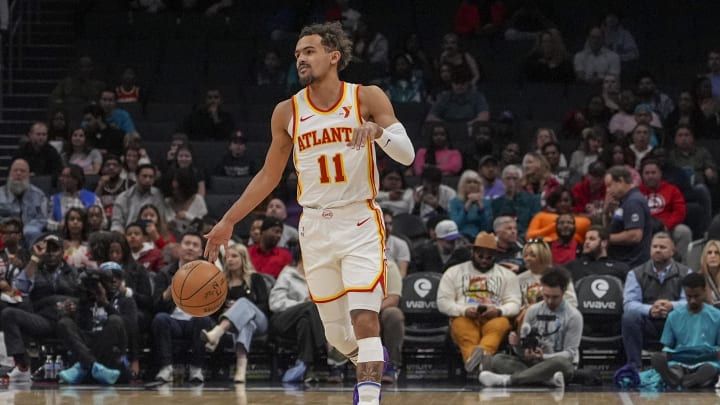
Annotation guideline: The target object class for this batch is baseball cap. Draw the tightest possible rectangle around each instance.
[473,232,497,250]
[435,220,462,241]
[479,155,499,167]
[31,232,63,249]
[261,216,284,232]
[634,104,653,114]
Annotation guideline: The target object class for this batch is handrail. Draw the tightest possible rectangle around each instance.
[1,0,40,119]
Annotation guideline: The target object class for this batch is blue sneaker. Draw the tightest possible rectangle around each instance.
[91,362,121,385]
[281,360,306,383]
[58,362,88,384]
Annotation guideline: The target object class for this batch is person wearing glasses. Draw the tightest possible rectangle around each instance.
[479,266,582,389]
[437,232,522,374]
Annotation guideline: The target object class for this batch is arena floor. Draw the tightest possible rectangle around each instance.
[1,382,720,405]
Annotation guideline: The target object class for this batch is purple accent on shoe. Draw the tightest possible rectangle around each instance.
[353,381,382,405]
[383,346,389,373]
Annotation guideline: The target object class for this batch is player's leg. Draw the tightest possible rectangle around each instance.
[315,294,359,362]
[348,287,385,405]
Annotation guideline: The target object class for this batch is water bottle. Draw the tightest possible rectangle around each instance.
[54,355,64,377]
[44,355,54,380]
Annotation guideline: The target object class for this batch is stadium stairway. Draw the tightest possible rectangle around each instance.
[0,0,77,179]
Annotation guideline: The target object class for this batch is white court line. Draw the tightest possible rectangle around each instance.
[618,391,634,405]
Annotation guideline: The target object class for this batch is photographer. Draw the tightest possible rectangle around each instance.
[1,232,80,382]
[56,262,133,385]
[479,266,583,388]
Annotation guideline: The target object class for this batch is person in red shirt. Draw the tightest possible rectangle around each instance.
[571,160,606,219]
[248,217,292,279]
[550,213,580,265]
[639,159,692,262]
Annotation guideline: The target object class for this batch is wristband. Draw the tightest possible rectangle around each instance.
[30,255,40,264]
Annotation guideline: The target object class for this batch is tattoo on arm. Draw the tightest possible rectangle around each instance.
[357,362,383,383]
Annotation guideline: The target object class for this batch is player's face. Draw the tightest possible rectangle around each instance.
[295,34,338,86]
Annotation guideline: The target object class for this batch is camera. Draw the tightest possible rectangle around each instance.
[476,305,487,314]
[520,328,542,351]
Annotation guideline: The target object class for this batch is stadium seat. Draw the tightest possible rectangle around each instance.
[208,176,253,195]
[575,274,625,368]
[686,238,706,272]
[30,175,54,195]
[392,213,427,242]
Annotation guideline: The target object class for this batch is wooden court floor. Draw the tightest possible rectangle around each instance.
[2,385,720,405]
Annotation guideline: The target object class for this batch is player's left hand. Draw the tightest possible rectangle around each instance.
[348,121,382,150]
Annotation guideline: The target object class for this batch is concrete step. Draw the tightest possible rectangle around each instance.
[4,79,56,94]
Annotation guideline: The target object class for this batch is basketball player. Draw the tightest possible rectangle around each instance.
[204,22,414,405]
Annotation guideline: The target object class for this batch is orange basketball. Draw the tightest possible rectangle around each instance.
[171,260,228,317]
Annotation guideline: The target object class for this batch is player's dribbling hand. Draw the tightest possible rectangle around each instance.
[348,122,381,150]
[204,219,234,262]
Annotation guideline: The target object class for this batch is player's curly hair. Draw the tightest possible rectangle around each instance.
[299,21,353,71]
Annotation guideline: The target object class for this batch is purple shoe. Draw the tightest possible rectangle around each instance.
[383,346,389,373]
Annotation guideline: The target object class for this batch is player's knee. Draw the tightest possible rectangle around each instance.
[323,319,356,355]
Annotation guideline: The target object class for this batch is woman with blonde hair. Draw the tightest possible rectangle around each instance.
[449,170,492,239]
[201,243,270,383]
[517,239,577,314]
[523,29,574,83]
[699,240,720,305]
[521,152,560,207]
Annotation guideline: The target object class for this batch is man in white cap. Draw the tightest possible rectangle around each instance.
[411,219,469,273]
[437,231,522,373]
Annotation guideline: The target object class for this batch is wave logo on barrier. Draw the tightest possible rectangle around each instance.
[414,278,432,298]
[591,279,609,299]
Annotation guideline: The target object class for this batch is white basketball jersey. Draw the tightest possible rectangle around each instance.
[289,82,379,209]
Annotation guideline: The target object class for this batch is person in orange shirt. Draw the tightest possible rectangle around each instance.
[526,187,591,243]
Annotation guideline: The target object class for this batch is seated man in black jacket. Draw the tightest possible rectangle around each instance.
[56,262,136,385]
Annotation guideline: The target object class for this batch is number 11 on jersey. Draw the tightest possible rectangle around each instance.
[318,153,347,184]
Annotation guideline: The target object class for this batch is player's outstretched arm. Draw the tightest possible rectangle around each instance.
[204,100,293,261]
[351,85,415,166]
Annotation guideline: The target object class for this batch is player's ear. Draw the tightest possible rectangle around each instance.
[330,50,340,65]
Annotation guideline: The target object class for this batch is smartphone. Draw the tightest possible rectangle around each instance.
[477,305,487,314]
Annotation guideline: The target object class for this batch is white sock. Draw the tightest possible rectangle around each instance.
[356,381,381,403]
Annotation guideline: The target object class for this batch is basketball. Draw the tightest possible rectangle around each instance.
[171,260,228,317]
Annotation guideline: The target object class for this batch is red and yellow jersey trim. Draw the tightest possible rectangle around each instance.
[290,95,303,199]
[305,82,346,115]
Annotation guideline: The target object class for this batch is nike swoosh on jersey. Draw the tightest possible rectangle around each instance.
[300,115,315,122]
[356,217,371,227]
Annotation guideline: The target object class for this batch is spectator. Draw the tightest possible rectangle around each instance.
[352,19,389,69]
[0,218,30,290]
[503,0,553,41]
[120,146,143,183]
[273,171,302,229]
[3,233,79,382]
[49,56,105,105]
[584,94,612,129]
[650,272,720,389]
[491,165,540,240]
[82,105,125,157]
[492,216,523,274]
[437,33,480,87]
[157,133,189,178]
[604,165,653,268]
[400,33,434,85]
[639,159,692,263]
[62,207,92,269]
[437,232,521,373]
[87,205,106,233]
[541,142,571,185]
[565,225,630,282]
[115,66,141,104]
[181,88,236,141]
[55,264,131,385]
[0,159,48,244]
[707,49,720,99]
[13,123,63,177]
[549,214,580,265]
[137,203,176,251]
[573,27,620,85]
[98,89,137,135]
[411,220,469,274]
[426,66,489,124]
[622,232,689,369]
[383,210,411,278]
[264,198,299,249]
[569,128,603,178]
[462,122,495,172]
[648,148,702,212]
[110,164,167,232]
[664,91,709,138]
[571,160,607,217]
[256,49,287,86]
[601,12,639,63]
[248,217,292,278]
[692,76,720,135]
[411,167,457,223]
[62,128,102,175]
[534,128,567,168]
[518,239,578,311]
[324,0,361,32]
[602,74,621,112]
[413,124,463,176]
[635,72,675,121]
[600,141,641,185]
[214,131,257,177]
[202,244,269,383]
[163,168,208,236]
[171,144,207,197]
[629,123,654,169]
[48,164,102,231]
[480,266,582,388]
[48,108,70,150]
[96,155,134,221]
[449,170,492,240]
[267,253,326,383]
[382,53,425,103]
[478,155,504,199]
[669,125,717,185]
[429,63,454,102]
[608,89,638,138]
[527,187,591,244]
[125,222,165,273]
[522,29,574,83]
[151,231,214,383]
[500,141,522,167]
[699,240,720,305]
[521,152,560,207]
[248,215,264,247]
[634,104,663,147]
[376,168,414,215]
